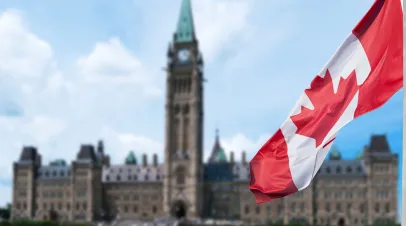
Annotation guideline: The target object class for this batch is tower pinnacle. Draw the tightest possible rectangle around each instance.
[174,0,196,43]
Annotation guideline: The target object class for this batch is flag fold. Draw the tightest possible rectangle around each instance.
[249,0,403,204]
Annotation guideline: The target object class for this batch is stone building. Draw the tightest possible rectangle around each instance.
[11,0,398,225]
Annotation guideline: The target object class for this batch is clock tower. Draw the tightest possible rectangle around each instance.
[163,0,204,219]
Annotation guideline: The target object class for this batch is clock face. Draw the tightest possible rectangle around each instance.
[177,49,190,62]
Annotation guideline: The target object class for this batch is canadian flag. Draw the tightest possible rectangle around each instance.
[249,0,403,203]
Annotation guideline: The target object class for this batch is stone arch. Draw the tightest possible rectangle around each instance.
[170,200,187,219]
[338,217,345,226]
[175,165,186,185]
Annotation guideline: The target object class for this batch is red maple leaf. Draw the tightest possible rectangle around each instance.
[290,70,359,147]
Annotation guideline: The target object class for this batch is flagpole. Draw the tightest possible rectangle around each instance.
[402,0,406,225]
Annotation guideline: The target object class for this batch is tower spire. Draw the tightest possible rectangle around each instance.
[174,0,195,43]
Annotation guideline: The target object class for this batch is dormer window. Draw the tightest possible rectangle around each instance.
[357,166,362,173]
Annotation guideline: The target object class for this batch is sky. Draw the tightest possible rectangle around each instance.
[0,0,401,219]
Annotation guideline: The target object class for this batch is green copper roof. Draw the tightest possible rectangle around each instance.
[215,147,227,162]
[125,151,137,164]
[174,0,195,43]
[355,151,363,160]
[329,146,342,160]
[51,159,66,166]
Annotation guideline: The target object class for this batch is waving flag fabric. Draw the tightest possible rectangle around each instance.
[249,0,403,203]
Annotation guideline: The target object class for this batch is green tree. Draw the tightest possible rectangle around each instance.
[0,203,11,220]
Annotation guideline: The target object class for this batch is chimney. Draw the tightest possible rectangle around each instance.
[153,154,158,166]
[103,155,110,167]
[142,154,147,167]
[242,151,246,164]
[97,140,104,154]
[230,151,234,164]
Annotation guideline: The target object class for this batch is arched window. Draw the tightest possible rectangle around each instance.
[175,166,186,185]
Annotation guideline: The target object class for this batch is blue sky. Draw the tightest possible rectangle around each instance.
[0,0,401,219]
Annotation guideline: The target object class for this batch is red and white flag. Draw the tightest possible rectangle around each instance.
[249,0,403,203]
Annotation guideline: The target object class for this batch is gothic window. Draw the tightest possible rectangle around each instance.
[291,203,296,212]
[360,203,365,213]
[347,203,352,212]
[278,204,283,215]
[174,105,180,114]
[183,117,189,151]
[266,206,271,215]
[175,166,186,185]
[385,203,390,213]
[173,118,180,151]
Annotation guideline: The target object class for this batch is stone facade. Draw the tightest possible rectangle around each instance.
[10,0,399,225]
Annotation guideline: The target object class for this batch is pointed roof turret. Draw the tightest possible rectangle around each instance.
[208,129,228,163]
[174,0,196,43]
[329,146,342,160]
[125,151,137,165]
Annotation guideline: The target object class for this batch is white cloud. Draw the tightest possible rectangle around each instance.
[218,133,272,162]
[193,0,252,61]
[100,127,163,165]
[77,37,161,98]
[0,10,53,78]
